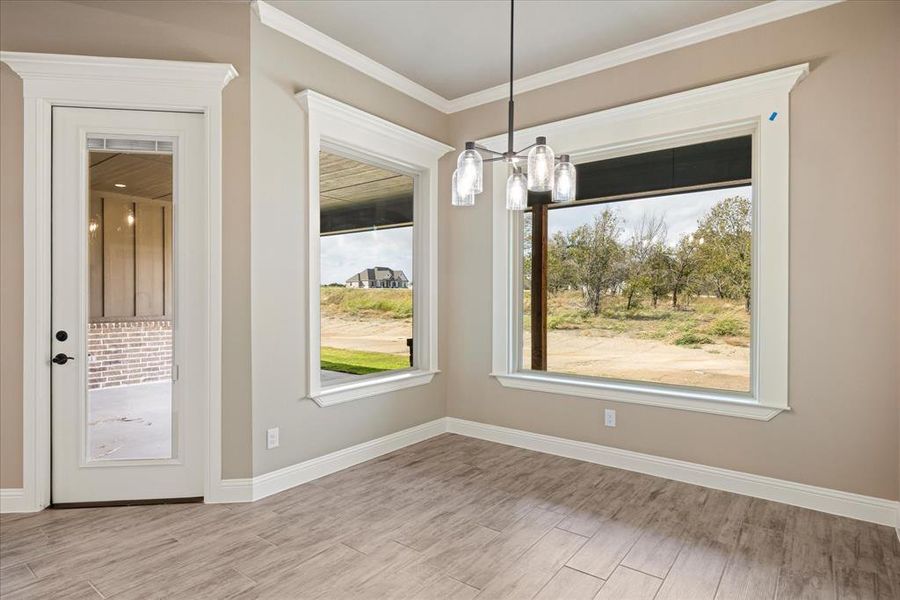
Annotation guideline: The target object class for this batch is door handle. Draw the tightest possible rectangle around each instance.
[52,353,75,365]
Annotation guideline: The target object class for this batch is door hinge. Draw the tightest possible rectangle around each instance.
[172,364,180,382]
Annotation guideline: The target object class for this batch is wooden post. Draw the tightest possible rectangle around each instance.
[530,201,548,370]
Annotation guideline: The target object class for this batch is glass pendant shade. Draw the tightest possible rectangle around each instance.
[506,169,528,211]
[526,137,554,192]
[451,168,475,207]
[552,155,576,203]
[456,143,483,194]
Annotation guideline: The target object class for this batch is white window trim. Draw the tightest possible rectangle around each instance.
[0,51,236,510]
[296,91,452,407]
[482,64,808,421]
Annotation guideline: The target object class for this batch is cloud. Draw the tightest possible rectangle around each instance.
[548,185,751,246]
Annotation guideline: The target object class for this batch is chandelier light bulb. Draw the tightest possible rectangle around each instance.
[457,142,483,195]
[451,168,475,207]
[527,136,554,192]
[506,168,528,211]
[552,155,576,203]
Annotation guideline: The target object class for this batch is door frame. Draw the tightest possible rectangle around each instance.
[0,52,237,511]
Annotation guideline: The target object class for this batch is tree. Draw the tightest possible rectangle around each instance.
[669,234,701,308]
[622,214,668,310]
[695,196,752,310]
[646,243,673,308]
[567,210,625,315]
[547,231,576,292]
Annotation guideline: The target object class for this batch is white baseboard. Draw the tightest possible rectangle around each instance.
[213,418,446,503]
[445,418,899,528]
[208,478,254,503]
[10,415,895,530]
[0,488,29,513]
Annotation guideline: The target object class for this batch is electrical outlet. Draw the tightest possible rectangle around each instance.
[266,427,279,449]
[604,409,616,427]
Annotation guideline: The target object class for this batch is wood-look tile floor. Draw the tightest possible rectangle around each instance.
[2,434,898,599]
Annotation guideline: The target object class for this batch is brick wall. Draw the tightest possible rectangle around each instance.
[88,320,172,389]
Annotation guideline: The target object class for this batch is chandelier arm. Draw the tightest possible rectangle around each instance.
[514,142,538,155]
[473,144,506,157]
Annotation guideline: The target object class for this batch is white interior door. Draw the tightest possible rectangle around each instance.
[51,107,207,503]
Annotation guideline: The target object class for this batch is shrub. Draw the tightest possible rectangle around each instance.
[674,332,713,346]
[709,317,744,337]
[548,310,590,330]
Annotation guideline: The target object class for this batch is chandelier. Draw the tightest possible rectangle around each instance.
[451,0,576,210]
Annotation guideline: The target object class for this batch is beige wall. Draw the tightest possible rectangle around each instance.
[1,0,897,501]
[248,19,450,476]
[0,0,253,482]
[1,63,24,487]
[444,0,900,501]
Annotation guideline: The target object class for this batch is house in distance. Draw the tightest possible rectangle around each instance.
[345,267,409,289]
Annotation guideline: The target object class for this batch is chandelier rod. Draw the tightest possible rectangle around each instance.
[507,0,515,155]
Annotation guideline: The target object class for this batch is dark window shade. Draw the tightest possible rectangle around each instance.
[533,136,751,207]
[320,195,413,236]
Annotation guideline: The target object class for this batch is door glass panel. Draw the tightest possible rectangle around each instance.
[319,151,414,385]
[87,148,175,460]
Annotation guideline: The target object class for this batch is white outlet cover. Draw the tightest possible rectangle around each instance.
[266,427,279,449]
[604,409,616,427]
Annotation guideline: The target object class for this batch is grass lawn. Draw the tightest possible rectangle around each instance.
[320,346,410,375]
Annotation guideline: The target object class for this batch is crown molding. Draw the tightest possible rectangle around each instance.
[0,51,237,91]
[296,90,453,159]
[476,63,809,152]
[255,0,451,113]
[255,0,839,115]
[447,1,838,112]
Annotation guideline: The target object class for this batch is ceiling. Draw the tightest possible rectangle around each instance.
[90,152,172,200]
[319,152,414,235]
[319,151,412,210]
[269,0,767,100]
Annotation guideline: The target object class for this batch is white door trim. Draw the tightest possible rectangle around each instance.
[0,51,237,512]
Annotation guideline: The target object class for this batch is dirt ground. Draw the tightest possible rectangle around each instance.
[321,315,412,357]
[528,330,749,392]
[322,314,749,392]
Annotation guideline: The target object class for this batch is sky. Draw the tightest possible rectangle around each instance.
[321,226,413,285]
[319,185,751,284]
[548,185,751,246]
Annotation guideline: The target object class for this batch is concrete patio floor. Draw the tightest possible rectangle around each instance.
[88,382,172,461]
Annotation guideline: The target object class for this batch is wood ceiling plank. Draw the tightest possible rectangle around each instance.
[90,152,173,200]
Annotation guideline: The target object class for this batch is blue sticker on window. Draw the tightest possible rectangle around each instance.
[769,111,778,121]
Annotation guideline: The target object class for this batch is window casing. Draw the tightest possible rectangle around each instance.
[298,91,451,406]
[485,65,808,420]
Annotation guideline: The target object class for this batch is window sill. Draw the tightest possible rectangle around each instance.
[491,372,787,421]
[310,369,439,407]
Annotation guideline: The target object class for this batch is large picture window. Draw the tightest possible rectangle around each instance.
[522,137,753,394]
[486,65,807,420]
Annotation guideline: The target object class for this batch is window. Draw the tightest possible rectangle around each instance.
[486,65,807,420]
[298,91,450,406]
[523,137,753,394]
[319,151,414,383]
